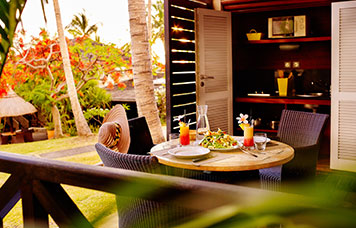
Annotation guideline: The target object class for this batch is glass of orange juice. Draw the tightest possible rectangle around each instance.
[243,125,254,148]
[179,123,190,146]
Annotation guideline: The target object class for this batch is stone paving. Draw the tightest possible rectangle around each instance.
[39,145,96,159]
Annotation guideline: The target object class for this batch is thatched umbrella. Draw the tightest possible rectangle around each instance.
[0,89,37,132]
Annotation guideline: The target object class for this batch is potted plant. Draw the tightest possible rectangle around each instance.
[46,122,55,139]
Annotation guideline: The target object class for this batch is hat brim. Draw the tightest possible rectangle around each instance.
[100,105,131,153]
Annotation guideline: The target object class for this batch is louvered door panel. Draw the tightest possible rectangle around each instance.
[206,98,229,132]
[339,7,356,92]
[195,8,233,134]
[204,15,229,93]
[338,101,356,161]
[331,1,356,172]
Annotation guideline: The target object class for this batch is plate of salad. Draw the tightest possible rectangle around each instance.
[199,129,239,151]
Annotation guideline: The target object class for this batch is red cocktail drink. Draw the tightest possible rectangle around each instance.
[243,125,254,147]
[179,123,190,146]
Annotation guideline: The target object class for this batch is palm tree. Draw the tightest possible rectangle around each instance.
[52,0,92,136]
[127,0,165,144]
[65,9,99,37]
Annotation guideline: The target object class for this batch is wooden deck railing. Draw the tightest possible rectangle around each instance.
[0,151,279,228]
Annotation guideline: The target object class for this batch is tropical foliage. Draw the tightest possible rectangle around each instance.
[151,0,164,43]
[155,86,166,124]
[1,30,130,135]
[0,0,27,77]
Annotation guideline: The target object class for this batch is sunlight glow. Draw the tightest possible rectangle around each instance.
[171,38,195,43]
[171,27,194,33]
[171,16,194,23]
[170,5,194,12]
[171,49,195,53]
[172,60,195,64]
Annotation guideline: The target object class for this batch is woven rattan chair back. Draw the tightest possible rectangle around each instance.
[95,143,199,227]
[277,109,329,147]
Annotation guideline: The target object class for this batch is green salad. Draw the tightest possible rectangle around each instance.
[199,129,237,149]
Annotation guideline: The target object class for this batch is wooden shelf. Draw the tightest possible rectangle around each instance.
[236,97,331,105]
[222,0,332,13]
[247,36,331,44]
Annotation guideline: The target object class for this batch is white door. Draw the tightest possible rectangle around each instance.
[331,1,356,172]
[195,8,233,134]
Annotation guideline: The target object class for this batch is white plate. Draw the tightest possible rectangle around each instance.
[208,145,239,151]
[168,146,210,159]
[234,136,271,143]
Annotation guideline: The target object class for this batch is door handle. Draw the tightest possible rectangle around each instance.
[200,74,215,80]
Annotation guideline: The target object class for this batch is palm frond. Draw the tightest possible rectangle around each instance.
[0,0,27,76]
[85,24,98,36]
[65,9,99,38]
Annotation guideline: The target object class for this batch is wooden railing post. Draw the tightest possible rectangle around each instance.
[32,181,92,228]
[21,181,49,228]
[0,172,24,227]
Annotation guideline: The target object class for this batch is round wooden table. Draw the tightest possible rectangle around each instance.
[150,140,294,172]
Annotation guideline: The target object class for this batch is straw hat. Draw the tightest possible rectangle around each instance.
[98,105,130,153]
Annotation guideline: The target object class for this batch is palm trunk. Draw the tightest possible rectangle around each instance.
[147,0,152,55]
[51,104,64,138]
[52,0,92,136]
[128,0,165,144]
[147,0,152,40]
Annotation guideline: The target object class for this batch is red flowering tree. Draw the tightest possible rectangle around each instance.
[1,29,131,137]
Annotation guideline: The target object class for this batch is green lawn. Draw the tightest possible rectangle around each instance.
[0,136,117,227]
[0,135,99,155]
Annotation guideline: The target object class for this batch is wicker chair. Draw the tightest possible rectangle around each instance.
[259,110,329,191]
[127,116,155,155]
[95,143,199,228]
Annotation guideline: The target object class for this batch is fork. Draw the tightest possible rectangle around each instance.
[239,148,259,158]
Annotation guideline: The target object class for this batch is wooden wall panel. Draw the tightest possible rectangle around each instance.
[165,0,212,135]
[170,72,196,83]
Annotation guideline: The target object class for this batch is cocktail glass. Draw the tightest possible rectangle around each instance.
[243,125,254,148]
[169,133,180,147]
[179,124,190,146]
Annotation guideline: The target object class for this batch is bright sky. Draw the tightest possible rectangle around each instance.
[19,0,164,60]
[21,0,131,45]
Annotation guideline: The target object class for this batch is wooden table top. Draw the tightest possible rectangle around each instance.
[150,140,294,172]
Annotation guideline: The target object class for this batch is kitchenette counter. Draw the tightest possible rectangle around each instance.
[236,96,330,106]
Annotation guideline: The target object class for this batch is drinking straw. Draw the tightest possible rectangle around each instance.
[184,109,187,123]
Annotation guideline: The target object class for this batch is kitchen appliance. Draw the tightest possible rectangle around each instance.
[268,15,306,38]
